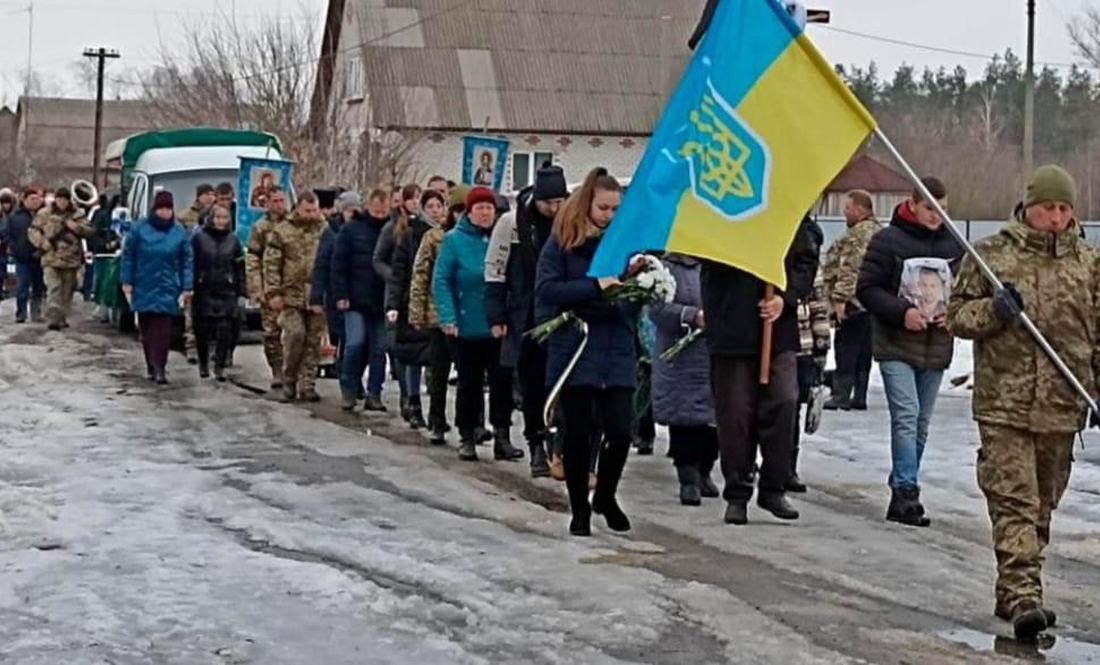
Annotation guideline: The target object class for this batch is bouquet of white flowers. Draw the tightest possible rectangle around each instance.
[526,254,676,344]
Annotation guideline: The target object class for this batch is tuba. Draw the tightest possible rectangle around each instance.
[72,179,99,211]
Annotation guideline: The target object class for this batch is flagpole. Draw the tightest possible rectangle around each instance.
[874,126,1099,417]
[760,284,774,385]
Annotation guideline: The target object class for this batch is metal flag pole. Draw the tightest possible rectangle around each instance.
[874,126,1099,417]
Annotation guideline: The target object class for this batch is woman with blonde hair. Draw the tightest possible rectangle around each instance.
[534,167,638,536]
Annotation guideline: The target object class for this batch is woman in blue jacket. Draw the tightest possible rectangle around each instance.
[432,186,524,463]
[534,168,636,537]
[121,191,194,384]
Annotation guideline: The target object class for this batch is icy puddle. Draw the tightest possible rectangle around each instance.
[939,628,1100,662]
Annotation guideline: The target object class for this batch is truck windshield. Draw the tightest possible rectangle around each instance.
[149,170,239,212]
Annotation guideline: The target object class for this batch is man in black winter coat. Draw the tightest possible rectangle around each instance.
[857,176,962,527]
[701,214,820,526]
[5,185,46,323]
[311,192,354,378]
[485,163,568,476]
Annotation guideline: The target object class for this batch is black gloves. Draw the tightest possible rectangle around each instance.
[993,283,1025,323]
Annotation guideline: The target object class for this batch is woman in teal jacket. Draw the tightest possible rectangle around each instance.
[432,186,523,463]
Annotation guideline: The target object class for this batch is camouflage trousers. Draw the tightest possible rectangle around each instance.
[183,307,196,355]
[278,308,324,392]
[261,304,284,381]
[43,266,80,327]
[977,423,1074,615]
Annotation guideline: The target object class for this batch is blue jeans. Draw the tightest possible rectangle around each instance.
[15,260,45,320]
[880,360,944,489]
[342,311,386,398]
[406,364,422,398]
[369,315,387,396]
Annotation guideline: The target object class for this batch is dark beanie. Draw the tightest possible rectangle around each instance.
[465,186,498,211]
[533,162,567,201]
[153,191,175,211]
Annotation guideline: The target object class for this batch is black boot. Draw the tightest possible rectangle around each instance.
[698,459,720,498]
[850,371,870,410]
[429,418,448,446]
[146,364,156,381]
[457,434,479,461]
[565,454,592,536]
[407,398,427,430]
[787,437,807,493]
[529,440,551,478]
[757,491,799,520]
[214,366,227,383]
[474,425,493,445]
[676,465,702,506]
[824,373,854,410]
[1012,601,1050,640]
[399,395,410,423]
[199,359,210,379]
[493,428,525,461]
[724,501,748,525]
[154,366,168,385]
[886,486,931,527]
[592,442,631,532]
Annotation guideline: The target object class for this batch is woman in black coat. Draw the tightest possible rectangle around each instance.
[191,203,246,380]
[535,167,637,537]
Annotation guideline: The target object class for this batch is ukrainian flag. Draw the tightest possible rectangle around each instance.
[589,0,876,288]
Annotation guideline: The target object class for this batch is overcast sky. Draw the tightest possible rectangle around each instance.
[0,0,1090,108]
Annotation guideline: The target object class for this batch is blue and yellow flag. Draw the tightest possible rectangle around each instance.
[589,0,876,288]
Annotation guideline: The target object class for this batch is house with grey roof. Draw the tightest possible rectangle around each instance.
[1,97,155,188]
[311,0,706,190]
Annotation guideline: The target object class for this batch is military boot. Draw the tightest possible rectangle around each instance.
[1013,601,1050,640]
[407,397,427,430]
[457,433,479,462]
[824,374,853,411]
[886,486,931,527]
[493,427,524,461]
[699,459,720,498]
[757,491,799,520]
[529,439,551,478]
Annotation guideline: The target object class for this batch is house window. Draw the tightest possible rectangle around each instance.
[344,56,364,100]
[511,151,554,192]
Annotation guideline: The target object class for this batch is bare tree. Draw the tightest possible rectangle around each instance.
[1070,7,1100,69]
[134,10,425,192]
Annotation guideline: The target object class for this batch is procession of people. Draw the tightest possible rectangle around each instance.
[2,158,1096,640]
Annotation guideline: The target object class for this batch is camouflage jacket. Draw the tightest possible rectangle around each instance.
[821,217,880,311]
[177,203,206,231]
[28,206,93,269]
[798,269,832,359]
[246,212,287,301]
[408,226,445,329]
[947,218,1100,433]
[262,215,325,310]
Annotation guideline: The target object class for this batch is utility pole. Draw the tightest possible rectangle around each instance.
[1024,0,1036,178]
[83,47,120,189]
[22,0,35,181]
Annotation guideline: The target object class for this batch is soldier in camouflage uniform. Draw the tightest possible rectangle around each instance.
[821,189,880,410]
[247,187,290,390]
[177,184,216,361]
[263,191,327,403]
[947,165,1098,639]
[27,187,93,330]
[790,217,829,492]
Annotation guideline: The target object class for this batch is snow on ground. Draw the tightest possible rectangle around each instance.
[2,300,1100,664]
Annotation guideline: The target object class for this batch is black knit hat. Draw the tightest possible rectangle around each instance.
[533,162,567,201]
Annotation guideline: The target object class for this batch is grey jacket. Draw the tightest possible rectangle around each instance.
[650,254,714,427]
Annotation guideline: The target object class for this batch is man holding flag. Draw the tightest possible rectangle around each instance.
[589,0,876,524]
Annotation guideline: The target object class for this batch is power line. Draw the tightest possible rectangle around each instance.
[105,0,479,90]
[818,25,1097,72]
[0,0,317,19]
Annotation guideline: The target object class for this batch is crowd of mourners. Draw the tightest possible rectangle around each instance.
[0,160,1091,639]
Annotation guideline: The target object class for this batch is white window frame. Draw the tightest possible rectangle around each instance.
[510,150,555,191]
[344,55,364,101]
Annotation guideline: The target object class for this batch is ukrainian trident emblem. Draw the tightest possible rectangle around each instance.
[677,80,770,220]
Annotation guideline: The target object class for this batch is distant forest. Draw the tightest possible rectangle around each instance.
[839,50,1100,220]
